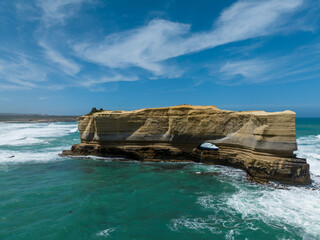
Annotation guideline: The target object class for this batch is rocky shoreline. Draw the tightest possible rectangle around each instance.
[62,105,310,185]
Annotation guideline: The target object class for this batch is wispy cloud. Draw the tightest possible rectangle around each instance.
[219,59,271,83]
[224,41,265,56]
[0,83,30,91]
[79,74,139,87]
[15,2,41,22]
[0,53,48,90]
[37,0,88,26]
[212,0,303,42]
[39,41,81,76]
[74,0,304,76]
[216,44,320,85]
[74,20,191,75]
[2,0,317,92]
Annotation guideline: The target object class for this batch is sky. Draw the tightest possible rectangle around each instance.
[1,0,320,116]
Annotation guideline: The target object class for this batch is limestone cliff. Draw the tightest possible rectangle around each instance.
[62,105,310,184]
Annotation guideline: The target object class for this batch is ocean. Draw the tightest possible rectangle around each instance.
[0,119,320,240]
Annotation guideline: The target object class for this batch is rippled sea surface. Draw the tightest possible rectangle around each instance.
[1,119,320,240]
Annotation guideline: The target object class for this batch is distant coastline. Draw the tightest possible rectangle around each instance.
[0,113,78,123]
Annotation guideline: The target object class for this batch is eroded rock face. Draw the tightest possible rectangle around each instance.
[62,105,310,184]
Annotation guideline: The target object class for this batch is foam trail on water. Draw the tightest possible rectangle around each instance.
[222,135,320,238]
[169,216,223,235]
[185,185,320,239]
[0,122,78,146]
[96,228,116,237]
[170,134,320,239]
[225,135,320,239]
[0,148,64,164]
[226,187,320,239]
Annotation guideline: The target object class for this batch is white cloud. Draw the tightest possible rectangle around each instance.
[217,44,320,84]
[79,75,139,87]
[220,59,270,81]
[15,2,41,22]
[37,0,87,26]
[212,0,303,43]
[39,41,81,76]
[74,0,304,76]
[74,20,191,75]
[0,55,47,90]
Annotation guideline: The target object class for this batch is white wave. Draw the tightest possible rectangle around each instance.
[193,185,320,239]
[96,228,115,237]
[170,133,320,239]
[296,135,320,178]
[0,122,78,146]
[69,128,78,133]
[226,187,320,239]
[191,164,245,175]
[64,155,126,162]
[0,149,62,164]
[0,122,78,165]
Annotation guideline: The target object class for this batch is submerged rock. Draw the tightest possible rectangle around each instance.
[62,105,310,185]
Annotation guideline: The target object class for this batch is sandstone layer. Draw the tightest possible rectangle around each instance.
[62,105,310,184]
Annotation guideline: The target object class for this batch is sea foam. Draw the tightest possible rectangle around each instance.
[296,134,320,178]
[0,122,78,146]
[170,134,320,239]
[96,228,116,237]
[226,187,320,239]
[0,122,78,165]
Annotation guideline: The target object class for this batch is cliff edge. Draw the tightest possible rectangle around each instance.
[62,105,310,184]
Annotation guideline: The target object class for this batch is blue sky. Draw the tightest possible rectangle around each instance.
[1,0,320,116]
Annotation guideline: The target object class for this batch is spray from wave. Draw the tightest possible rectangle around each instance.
[296,134,320,178]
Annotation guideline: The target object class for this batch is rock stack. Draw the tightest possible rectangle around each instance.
[62,105,310,184]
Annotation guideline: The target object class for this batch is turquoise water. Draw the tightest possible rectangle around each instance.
[1,120,320,240]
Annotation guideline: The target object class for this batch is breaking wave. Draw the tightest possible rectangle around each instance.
[0,123,78,146]
[0,122,78,165]
[296,134,320,179]
[169,134,320,239]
